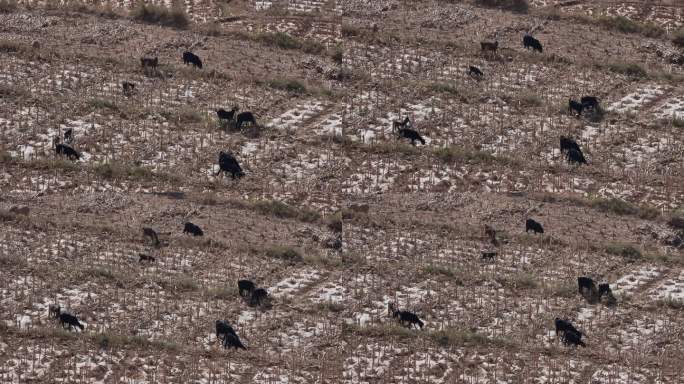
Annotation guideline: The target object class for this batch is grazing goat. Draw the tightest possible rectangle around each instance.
[578,276,598,297]
[563,329,586,347]
[581,96,599,110]
[58,311,85,331]
[238,280,255,297]
[183,222,204,237]
[468,65,484,78]
[480,40,498,52]
[49,304,61,319]
[63,128,73,144]
[484,224,499,246]
[525,218,544,234]
[388,302,424,329]
[523,34,543,53]
[397,128,425,146]
[598,283,612,298]
[223,332,247,350]
[140,57,158,68]
[142,227,160,247]
[55,142,80,161]
[215,320,247,350]
[215,319,237,340]
[566,148,587,165]
[568,99,583,117]
[250,288,268,307]
[554,318,581,339]
[217,107,238,122]
[559,136,581,154]
[235,111,257,130]
[599,283,617,306]
[122,81,135,96]
[392,116,411,131]
[138,253,156,263]
[481,251,497,261]
[216,151,245,179]
[182,51,202,69]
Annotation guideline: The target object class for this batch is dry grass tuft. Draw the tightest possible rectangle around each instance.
[130,1,189,29]
[0,0,17,13]
[252,200,320,223]
[597,15,664,38]
[473,0,528,13]
[605,242,642,261]
[673,28,684,47]
[266,246,303,263]
[257,32,325,54]
[607,61,647,78]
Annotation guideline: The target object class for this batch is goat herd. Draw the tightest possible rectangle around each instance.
[38,31,611,353]
[44,217,616,351]
[395,33,597,166]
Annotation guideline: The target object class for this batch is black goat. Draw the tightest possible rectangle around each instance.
[215,319,237,340]
[397,128,425,146]
[578,276,597,296]
[563,329,586,347]
[554,317,581,339]
[140,57,158,68]
[138,253,156,263]
[469,66,484,78]
[598,283,617,306]
[215,320,246,350]
[63,128,73,144]
[55,143,80,161]
[142,227,160,247]
[215,151,245,179]
[238,280,255,297]
[250,288,268,307]
[388,302,424,329]
[484,224,499,246]
[183,222,203,237]
[581,96,599,110]
[598,283,612,298]
[392,116,411,131]
[481,251,497,261]
[217,107,238,122]
[523,35,543,53]
[59,312,84,332]
[235,112,257,130]
[122,81,135,96]
[182,51,202,69]
[559,136,581,154]
[568,99,583,117]
[566,148,587,165]
[223,332,247,350]
[480,40,498,52]
[525,218,544,234]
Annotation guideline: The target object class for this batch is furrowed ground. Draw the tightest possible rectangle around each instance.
[0,0,682,383]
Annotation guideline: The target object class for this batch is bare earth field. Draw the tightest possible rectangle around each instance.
[0,0,682,383]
